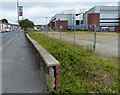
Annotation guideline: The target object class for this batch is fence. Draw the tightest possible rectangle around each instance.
[68,25,88,30]
[46,24,98,53]
[26,34,60,91]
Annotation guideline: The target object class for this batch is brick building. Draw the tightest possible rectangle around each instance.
[83,6,120,32]
[48,14,74,30]
[48,20,68,30]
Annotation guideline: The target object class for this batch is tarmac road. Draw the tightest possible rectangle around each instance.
[1,30,47,93]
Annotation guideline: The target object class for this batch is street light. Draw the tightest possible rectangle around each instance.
[17,0,20,36]
[73,13,82,44]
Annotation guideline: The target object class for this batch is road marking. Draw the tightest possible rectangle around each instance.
[0,37,16,52]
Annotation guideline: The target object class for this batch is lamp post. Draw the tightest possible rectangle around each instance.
[17,0,20,36]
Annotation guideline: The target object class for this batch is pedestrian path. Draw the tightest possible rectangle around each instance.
[2,31,47,93]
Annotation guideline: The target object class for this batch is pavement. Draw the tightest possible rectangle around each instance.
[1,30,47,93]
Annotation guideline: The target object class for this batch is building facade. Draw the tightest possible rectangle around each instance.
[83,6,120,32]
[48,14,74,30]
[0,22,18,32]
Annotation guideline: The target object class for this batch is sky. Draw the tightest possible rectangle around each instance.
[0,0,119,25]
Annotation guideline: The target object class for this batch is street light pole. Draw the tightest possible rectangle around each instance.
[17,0,20,36]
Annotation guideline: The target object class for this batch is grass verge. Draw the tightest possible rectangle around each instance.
[28,32,118,93]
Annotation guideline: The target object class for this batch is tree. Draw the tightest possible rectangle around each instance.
[0,18,8,23]
[19,18,34,30]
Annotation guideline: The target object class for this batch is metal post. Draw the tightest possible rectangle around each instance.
[2,21,3,32]
[93,24,97,53]
[46,17,48,35]
[53,27,54,38]
[60,27,61,40]
[58,19,61,40]
[73,14,76,44]
[17,0,20,37]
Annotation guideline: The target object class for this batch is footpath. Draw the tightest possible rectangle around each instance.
[2,31,47,93]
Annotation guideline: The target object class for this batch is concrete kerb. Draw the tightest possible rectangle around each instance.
[26,34,60,91]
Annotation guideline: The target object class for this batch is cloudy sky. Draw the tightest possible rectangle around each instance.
[1,0,119,25]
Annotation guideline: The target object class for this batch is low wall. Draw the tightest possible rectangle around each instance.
[26,34,60,91]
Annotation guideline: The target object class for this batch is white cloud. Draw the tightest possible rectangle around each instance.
[1,1,119,25]
[1,0,120,2]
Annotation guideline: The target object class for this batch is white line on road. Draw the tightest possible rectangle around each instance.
[0,37,16,52]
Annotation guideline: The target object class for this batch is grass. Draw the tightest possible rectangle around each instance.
[28,31,118,93]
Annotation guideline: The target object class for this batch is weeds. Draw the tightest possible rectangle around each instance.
[28,32,118,93]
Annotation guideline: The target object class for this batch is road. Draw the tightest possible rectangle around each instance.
[1,31,47,93]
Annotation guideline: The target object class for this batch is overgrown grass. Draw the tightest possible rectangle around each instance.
[28,32,118,93]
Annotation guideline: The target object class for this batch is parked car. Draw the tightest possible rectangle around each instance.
[5,29,10,32]
[0,30,5,33]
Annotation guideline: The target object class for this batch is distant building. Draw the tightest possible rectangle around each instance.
[83,6,120,32]
[0,22,18,31]
[118,1,120,26]
[48,14,74,30]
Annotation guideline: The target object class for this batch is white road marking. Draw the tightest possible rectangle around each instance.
[0,37,16,52]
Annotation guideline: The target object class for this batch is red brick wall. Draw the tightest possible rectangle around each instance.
[88,13,100,31]
[55,20,68,30]
[115,26,120,32]
[55,66,60,89]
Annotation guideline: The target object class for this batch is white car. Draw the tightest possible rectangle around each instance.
[5,29,10,32]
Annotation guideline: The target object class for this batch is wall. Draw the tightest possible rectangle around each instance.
[55,20,68,30]
[26,34,60,91]
[49,14,73,26]
[115,26,120,32]
[88,13,100,31]
[99,6,119,27]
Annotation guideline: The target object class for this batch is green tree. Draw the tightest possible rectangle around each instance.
[0,18,8,23]
[19,18,34,31]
